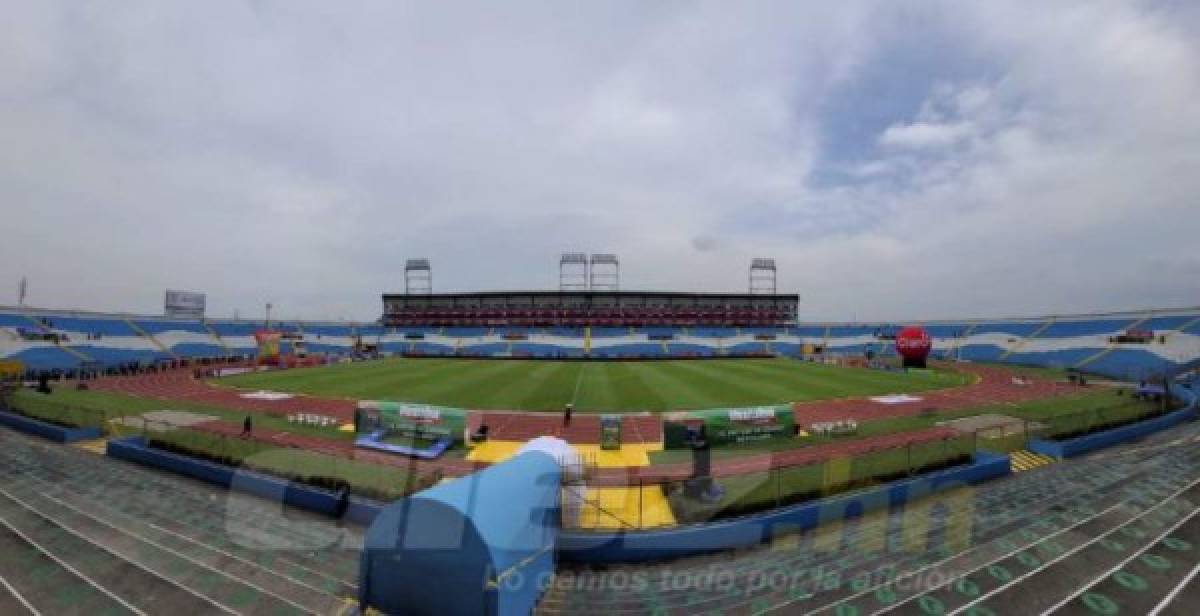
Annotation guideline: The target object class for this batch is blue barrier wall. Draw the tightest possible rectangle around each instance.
[345,497,384,526]
[359,451,561,616]
[558,451,1010,564]
[105,436,384,520]
[1029,406,1198,459]
[0,411,102,443]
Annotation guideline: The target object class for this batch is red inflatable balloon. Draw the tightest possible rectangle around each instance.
[895,326,932,366]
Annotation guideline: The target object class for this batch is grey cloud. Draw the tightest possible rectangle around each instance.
[0,1,1196,322]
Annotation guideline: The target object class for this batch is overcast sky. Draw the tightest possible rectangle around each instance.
[2,1,1198,322]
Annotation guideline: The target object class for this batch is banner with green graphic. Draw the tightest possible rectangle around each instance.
[599,415,622,451]
[356,400,468,443]
[663,405,794,448]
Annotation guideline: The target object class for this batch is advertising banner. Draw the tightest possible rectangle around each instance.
[599,415,622,450]
[357,400,468,443]
[663,404,794,448]
[164,290,206,318]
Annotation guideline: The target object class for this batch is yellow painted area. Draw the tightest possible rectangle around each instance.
[73,438,109,455]
[1010,450,1055,473]
[584,325,591,353]
[571,442,661,467]
[468,439,676,528]
[822,456,852,494]
[575,485,676,529]
[466,439,527,464]
[467,440,663,466]
[0,360,23,378]
[338,423,356,432]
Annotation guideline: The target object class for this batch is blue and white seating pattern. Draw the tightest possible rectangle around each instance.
[2,307,1199,380]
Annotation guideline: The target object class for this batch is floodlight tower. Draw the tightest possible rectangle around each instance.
[749,258,777,294]
[559,253,589,291]
[589,254,619,291]
[405,259,432,294]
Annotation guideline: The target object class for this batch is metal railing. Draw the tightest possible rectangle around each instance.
[563,397,1178,531]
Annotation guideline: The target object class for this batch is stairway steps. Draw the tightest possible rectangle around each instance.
[1074,314,1152,369]
[123,318,180,360]
[200,320,231,354]
[999,318,1054,360]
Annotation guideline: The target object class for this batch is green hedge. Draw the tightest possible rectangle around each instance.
[668,434,976,524]
[148,428,432,502]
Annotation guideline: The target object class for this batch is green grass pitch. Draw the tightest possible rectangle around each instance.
[216,357,969,412]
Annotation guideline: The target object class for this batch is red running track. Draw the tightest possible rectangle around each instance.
[91,368,665,444]
[92,368,358,421]
[790,362,1077,426]
[91,361,1079,483]
[92,361,1074,443]
[189,419,484,477]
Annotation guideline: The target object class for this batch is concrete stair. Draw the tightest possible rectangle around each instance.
[999,318,1054,360]
[21,315,92,363]
[199,319,230,354]
[1074,314,1151,370]
[123,318,180,360]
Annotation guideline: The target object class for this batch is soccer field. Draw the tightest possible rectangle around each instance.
[216,358,968,412]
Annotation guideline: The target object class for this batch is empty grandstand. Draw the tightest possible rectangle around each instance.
[381,291,800,327]
[3,304,1199,382]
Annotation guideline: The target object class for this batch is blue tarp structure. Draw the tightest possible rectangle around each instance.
[359,451,562,615]
[353,429,453,459]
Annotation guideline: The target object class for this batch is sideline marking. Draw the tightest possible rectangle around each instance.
[570,363,588,406]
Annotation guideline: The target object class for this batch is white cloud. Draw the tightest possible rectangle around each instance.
[878,120,974,149]
[0,1,1196,322]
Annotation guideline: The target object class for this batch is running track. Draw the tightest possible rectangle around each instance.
[92,361,1076,442]
[89,361,1080,482]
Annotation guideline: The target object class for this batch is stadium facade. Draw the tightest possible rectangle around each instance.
[382,290,800,326]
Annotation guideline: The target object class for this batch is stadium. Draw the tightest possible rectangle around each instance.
[5,2,1200,615]
[2,256,1199,615]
